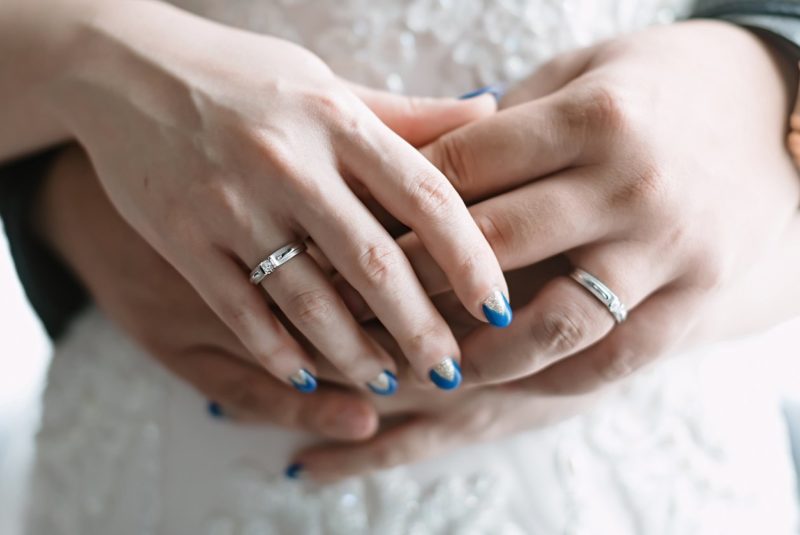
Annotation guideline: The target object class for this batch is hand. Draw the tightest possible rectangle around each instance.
[295,21,800,480]
[35,144,382,439]
[396,20,799,390]
[47,0,509,394]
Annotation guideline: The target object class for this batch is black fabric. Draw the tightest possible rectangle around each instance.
[692,0,800,61]
[0,148,88,339]
[4,1,800,340]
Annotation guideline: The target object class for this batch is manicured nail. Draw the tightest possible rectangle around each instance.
[285,463,304,480]
[429,358,462,390]
[482,289,513,328]
[367,370,398,396]
[289,369,317,393]
[458,84,506,101]
[207,400,225,419]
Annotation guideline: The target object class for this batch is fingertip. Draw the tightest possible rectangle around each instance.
[319,396,379,440]
[458,84,506,102]
[481,289,513,328]
[289,368,318,393]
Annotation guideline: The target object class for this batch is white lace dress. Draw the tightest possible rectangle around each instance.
[24,1,800,534]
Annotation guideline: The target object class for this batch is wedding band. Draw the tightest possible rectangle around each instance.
[249,241,307,285]
[569,268,628,324]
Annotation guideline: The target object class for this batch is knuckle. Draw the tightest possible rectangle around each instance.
[537,309,592,355]
[404,321,447,357]
[304,88,357,128]
[407,172,457,215]
[474,211,513,256]
[357,243,404,287]
[436,134,474,194]
[561,84,635,146]
[611,161,670,210]
[691,254,727,294]
[286,288,338,327]
[594,347,640,384]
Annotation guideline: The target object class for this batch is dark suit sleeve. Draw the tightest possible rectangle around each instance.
[0,148,88,340]
[691,1,800,60]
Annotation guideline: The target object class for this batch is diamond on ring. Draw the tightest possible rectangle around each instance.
[249,241,307,285]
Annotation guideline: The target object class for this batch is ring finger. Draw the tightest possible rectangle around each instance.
[244,239,400,396]
[459,242,674,385]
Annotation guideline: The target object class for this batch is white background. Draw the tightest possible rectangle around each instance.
[0,224,50,535]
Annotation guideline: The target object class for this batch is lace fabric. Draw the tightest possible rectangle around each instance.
[23,0,800,533]
[26,309,799,535]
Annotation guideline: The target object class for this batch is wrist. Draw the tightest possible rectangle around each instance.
[46,0,209,137]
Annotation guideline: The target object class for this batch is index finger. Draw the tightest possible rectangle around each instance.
[420,84,613,202]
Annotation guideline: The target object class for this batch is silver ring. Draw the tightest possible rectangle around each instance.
[249,241,307,285]
[569,268,628,324]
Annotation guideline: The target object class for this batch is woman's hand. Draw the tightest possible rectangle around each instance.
[47,0,510,393]
[36,145,380,440]
[393,20,799,389]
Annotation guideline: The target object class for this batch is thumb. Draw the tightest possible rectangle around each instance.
[345,80,497,147]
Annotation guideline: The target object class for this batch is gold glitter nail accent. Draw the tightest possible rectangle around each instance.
[289,369,312,386]
[368,372,391,391]
[483,290,507,314]
[432,359,456,381]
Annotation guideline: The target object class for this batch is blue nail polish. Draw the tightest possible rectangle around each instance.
[289,369,317,393]
[207,401,225,419]
[285,463,304,480]
[429,358,462,390]
[482,290,513,328]
[458,84,506,102]
[367,370,398,396]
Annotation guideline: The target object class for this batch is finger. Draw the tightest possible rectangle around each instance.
[393,168,612,299]
[527,286,700,395]
[500,46,595,108]
[342,115,511,328]
[421,83,615,202]
[298,180,464,390]
[460,243,671,386]
[184,249,320,392]
[159,347,379,440]
[345,80,497,147]
[290,387,528,482]
[255,250,400,396]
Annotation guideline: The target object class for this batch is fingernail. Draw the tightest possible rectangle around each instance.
[285,463,304,480]
[429,358,462,390]
[289,369,317,393]
[482,289,513,328]
[458,84,506,101]
[367,370,398,396]
[207,400,226,419]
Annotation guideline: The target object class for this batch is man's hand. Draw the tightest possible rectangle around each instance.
[399,21,800,390]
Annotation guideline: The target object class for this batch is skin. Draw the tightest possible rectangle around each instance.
[1,0,509,393]
[298,21,800,479]
[18,14,800,481]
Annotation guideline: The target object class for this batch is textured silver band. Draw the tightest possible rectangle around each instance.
[249,241,307,285]
[569,268,628,324]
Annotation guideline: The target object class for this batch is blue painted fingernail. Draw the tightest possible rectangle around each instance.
[458,84,506,101]
[429,358,462,390]
[482,289,513,328]
[285,463,304,480]
[289,369,317,393]
[207,400,225,419]
[367,370,398,396]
